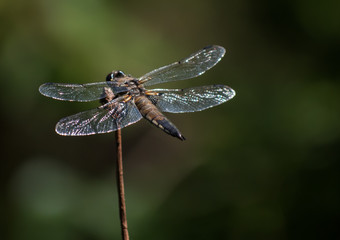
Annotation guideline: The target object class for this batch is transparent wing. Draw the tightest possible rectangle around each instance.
[55,98,142,136]
[139,45,226,87]
[39,82,127,102]
[147,85,235,113]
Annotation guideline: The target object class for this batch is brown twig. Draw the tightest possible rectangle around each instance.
[115,129,129,240]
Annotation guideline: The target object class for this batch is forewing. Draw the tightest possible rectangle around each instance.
[139,45,225,86]
[148,85,235,113]
[39,82,127,102]
[55,99,142,136]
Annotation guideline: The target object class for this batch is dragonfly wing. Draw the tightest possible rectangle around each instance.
[55,98,142,136]
[148,85,235,113]
[139,45,225,87]
[39,82,127,102]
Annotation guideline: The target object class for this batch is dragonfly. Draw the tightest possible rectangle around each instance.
[39,45,235,140]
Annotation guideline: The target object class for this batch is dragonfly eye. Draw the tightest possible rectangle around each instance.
[105,71,126,81]
[105,73,114,81]
[114,70,125,78]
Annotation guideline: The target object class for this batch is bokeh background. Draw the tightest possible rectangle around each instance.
[1,0,340,239]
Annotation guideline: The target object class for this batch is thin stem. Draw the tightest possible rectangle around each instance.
[115,129,129,240]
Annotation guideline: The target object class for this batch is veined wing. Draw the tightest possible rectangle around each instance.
[55,98,142,136]
[147,85,235,113]
[39,82,127,102]
[139,45,226,87]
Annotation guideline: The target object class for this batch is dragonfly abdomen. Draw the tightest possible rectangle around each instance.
[134,96,185,140]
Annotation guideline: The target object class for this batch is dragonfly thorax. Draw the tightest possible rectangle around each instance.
[105,71,146,99]
[105,70,143,95]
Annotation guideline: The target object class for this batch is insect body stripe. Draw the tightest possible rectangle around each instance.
[134,96,185,140]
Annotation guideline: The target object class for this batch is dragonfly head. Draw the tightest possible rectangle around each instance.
[106,70,126,81]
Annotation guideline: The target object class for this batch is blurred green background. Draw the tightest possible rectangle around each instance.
[1,0,340,239]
